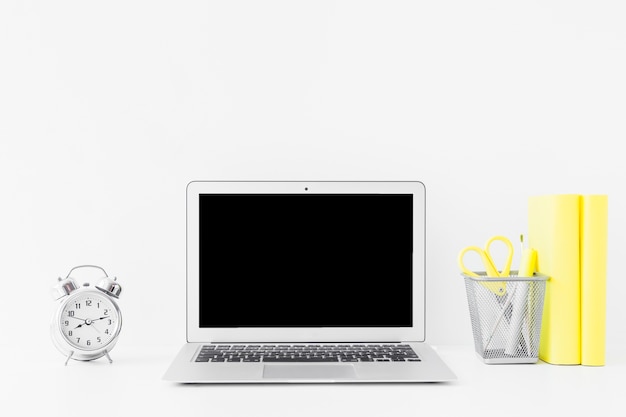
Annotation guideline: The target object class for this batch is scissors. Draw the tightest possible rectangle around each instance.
[458,235,514,295]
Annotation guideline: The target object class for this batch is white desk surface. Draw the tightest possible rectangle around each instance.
[2,344,624,417]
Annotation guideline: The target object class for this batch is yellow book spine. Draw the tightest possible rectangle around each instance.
[528,195,581,364]
[580,195,608,366]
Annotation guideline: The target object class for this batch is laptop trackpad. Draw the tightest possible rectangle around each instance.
[263,364,357,380]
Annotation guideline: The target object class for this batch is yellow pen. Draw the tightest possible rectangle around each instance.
[518,234,537,277]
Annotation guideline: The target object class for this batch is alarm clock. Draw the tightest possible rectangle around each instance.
[51,265,122,365]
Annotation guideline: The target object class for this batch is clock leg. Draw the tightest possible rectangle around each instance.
[104,350,113,364]
[64,351,74,366]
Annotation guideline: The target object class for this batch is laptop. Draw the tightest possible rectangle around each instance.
[163,181,456,383]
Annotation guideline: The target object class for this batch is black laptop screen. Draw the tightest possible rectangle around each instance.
[198,194,413,327]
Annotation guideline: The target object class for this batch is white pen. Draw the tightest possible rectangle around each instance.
[504,235,536,356]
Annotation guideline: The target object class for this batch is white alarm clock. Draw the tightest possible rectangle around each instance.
[51,265,122,365]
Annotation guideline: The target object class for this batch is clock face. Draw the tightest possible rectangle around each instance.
[59,291,121,351]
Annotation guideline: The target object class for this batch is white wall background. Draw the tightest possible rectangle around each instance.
[1,1,624,353]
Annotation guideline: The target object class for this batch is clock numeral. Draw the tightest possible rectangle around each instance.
[97,337,101,343]
[64,320,69,326]
[69,331,73,336]
[76,337,80,343]
[105,329,109,335]
[104,309,109,315]
[85,300,92,307]
[68,311,75,317]
[75,303,81,309]
[108,319,112,325]
[86,340,91,346]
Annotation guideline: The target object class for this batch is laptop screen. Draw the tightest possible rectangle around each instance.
[198,194,413,328]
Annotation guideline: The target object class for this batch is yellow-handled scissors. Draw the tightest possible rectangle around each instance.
[458,235,514,295]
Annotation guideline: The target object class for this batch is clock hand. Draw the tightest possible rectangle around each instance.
[72,317,90,329]
[73,323,101,334]
[72,317,105,330]
[90,322,102,333]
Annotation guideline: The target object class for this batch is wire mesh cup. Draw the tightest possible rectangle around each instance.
[462,272,548,364]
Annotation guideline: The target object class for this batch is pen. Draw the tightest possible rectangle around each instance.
[504,235,537,356]
[518,234,537,277]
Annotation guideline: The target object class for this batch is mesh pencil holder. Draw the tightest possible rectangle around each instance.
[462,272,548,364]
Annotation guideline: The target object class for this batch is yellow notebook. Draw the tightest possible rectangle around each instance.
[528,195,581,365]
[580,195,608,366]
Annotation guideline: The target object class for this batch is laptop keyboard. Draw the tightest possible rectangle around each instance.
[194,344,421,363]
